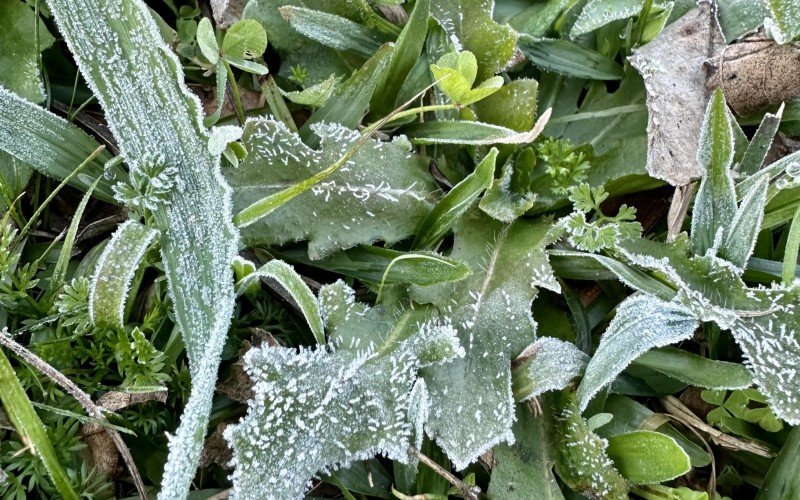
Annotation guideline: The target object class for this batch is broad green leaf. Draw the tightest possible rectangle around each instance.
[576,294,700,411]
[196,17,220,64]
[279,6,382,57]
[632,347,752,390]
[0,336,78,500]
[227,118,438,259]
[40,1,239,497]
[519,37,624,81]
[554,392,629,498]
[223,282,463,498]
[488,403,564,500]
[370,0,430,116]
[691,89,737,256]
[403,108,551,145]
[221,18,268,59]
[414,212,560,469]
[413,149,496,250]
[89,221,159,329]
[570,0,672,39]
[0,0,54,102]
[234,259,324,344]
[479,161,537,223]
[0,88,118,203]
[431,0,518,80]
[766,0,800,44]
[717,0,769,42]
[283,74,337,107]
[512,337,588,401]
[474,78,539,133]
[760,426,800,499]
[606,431,691,484]
[719,176,767,269]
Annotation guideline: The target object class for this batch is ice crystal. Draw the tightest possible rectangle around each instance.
[227,118,440,259]
[225,281,462,498]
[412,211,559,469]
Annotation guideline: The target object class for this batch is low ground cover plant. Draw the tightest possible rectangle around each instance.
[1,0,800,498]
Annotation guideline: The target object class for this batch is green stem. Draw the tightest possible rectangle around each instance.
[223,60,246,125]
[0,346,78,500]
[371,103,457,128]
[260,75,298,133]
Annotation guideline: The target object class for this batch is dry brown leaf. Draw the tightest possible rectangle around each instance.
[630,2,725,186]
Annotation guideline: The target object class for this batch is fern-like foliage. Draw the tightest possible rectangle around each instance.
[224,281,462,498]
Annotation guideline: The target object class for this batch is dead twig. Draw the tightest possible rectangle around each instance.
[410,447,480,500]
[0,329,148,499]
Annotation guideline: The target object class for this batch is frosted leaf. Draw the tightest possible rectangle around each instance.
[719,177,768,270]
[227,118,439,259]
[576,294,699,412]
[478,161,537,223]
[113,154,181,214]
[412,211,560,469]
[515,337,588,401]
[571,0,672,39]
[90,221,160,329]
[431,0,518,80]
[765,0,800,44]
[555,393,629,499]
[41,0,239,497]
[208,125,244,156]
[0,1,55,103]
[224,281,462,499]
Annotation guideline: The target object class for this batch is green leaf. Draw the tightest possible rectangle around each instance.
[474,78,539,133]
[632,347,753,390]
[576,294,700,412]
[606,431,691,484]
[413,212,560,469]
[0,340,78,500]
[430,51,503,106]
[479,161,537,223]
[234,259,324,344]
[222,18,268,59]
[691,89,737,256]
[283,74,337,107]
[403,108,551,145]
[760,426,800,499]
[519,37,624,81]
[570,0,672,39]
[512,337,588,402]
[719,176,768,269]
[227,118,438,259]
[275,245,472,286]
[279,6,382,57]
[488,403,564,500]
[0,0,55,102]
[413,148,496,250]
[0,88,119,203]
[196,17,220,64]
[717,0,769,42]
[223,282,463,498]
[40,1,240,497]
[90,221,159,331]
[431,0,518,80]
[766,0,800,44]
[739,104,784,176]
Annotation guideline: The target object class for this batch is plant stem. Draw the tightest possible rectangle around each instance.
[260,75,298,133]
[223,60,246,125]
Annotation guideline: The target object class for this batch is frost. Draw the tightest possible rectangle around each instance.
[224,281,462,498]
[226,118,439,259]
[412,211,559,470]
[113,154,181,214]
[765,0,800,44]
[571,0,672,39]
[576,294,700,411]
[40,0,239,497]
[516,337,588,401]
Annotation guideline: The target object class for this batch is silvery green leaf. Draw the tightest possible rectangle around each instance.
[719,176,768,270]
[514,337,588,402]
[570,0,672,39]
[40,1,239,497]
[227,118,439,259]
[89,221,159,329]
[738,104,784,176]
[479,162,537,223]
[576,294,699,412]
[691,89,737,256]
[279,6,382,57]
[413,211,560,469]
[765,0,800,44]
[224,281,462,498]
[0,1,54,103]
[196,17,220,64]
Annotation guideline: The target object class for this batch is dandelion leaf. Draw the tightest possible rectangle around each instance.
[224,281,462,498]
[227,118,439,259]
[413,211,560,469]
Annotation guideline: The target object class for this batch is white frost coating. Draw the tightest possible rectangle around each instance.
[89,220,160,328]
[720,177,768,270]
[413,212,560,470]
[519,337,588,401]
[227,118,439,259]
[224,281,462,498]
[41,1,239,498]
[765,0,800,44]
[576,294,700,412]
[571,0,672,38]
[208,125,244,156]
[235,259,325,344]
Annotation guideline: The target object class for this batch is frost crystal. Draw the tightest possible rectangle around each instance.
[412,211,559,470]
[226,118,440,259]
[224,281,462,498]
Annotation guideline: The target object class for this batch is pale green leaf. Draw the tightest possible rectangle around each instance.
[519,37,624,81]
[719,176,768,269]
[474,78,538,133]
[513,337,588,402]
[279,6,382,57]
[224,281,462,498]
[197,17,220,64]
[222,18,268,59]
[0,1,54,102]
[283,74,337,107]
[227,118,438,259]
[738,104,784,176]
[403,107,551,146]
[606,431,691,484]
[766,0,800,44]
[576,294,699,412]
[570,0,672,38]
[632,347,752,390]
